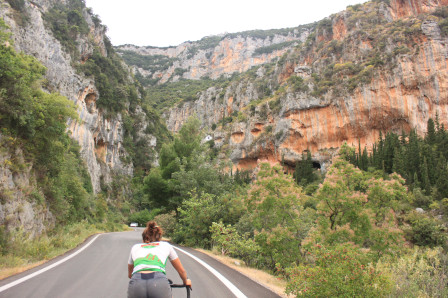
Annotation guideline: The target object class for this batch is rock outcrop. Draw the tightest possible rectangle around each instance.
[162,0,448,171]
[116,27,312,84]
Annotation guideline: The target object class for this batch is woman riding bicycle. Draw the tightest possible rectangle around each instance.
[127,221,192,298]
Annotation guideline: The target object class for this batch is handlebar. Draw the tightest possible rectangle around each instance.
[169,279,191,298]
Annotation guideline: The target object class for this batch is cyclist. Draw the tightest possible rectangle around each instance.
[127,221,192,298]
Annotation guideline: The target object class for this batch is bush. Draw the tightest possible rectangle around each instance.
[376,247,448,297]
[6,0,25,11]
[210,222,260,267]
[253,41,297,56]
[286,244,391,297]
[153,212,176,237]
[404,211,448,248]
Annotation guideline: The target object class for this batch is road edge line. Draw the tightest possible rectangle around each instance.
[174,246,248,298]
[0,234,101,293]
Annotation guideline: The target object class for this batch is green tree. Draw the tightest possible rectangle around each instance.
[143,168,171,209]
[435,153,448,199]
[426,118,436,145]
[243,163,316,270]
[310,158,405,258]
[174,191,244,247]
[143,116,235,213]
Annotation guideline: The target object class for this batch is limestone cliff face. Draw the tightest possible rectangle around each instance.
[163,0,448,171]
[116,27,311,84]
[0,0,151,234]
[0,0,135,193]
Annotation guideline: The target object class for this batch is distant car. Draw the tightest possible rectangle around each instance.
[130,222,138,227]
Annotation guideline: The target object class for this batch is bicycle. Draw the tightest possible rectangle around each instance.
[169,279,191,298]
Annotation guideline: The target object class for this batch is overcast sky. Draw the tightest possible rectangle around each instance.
[84,0,368,47]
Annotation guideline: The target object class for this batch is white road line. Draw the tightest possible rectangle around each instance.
[174,246,248,298]
[0,234,102,293]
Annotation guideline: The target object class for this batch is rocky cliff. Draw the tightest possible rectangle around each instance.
[0,0,156,235]
[116,26,312,84]
[0,0,138,192]
[160,0,448,172]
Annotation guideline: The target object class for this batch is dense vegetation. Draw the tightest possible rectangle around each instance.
[252,40,298,56]
[144,117,447,297]
[348,117,448,204]
[146,76,235,111]
[117,50,177,77]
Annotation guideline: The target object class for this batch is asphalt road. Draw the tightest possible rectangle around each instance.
[0,229,281,298]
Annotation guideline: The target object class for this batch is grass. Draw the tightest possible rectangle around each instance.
[0,260,46,280]
[0,221,129,280]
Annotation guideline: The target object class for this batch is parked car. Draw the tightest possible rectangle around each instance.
[130,222,138,227]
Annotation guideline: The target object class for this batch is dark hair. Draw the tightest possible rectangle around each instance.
[142,221,163,243]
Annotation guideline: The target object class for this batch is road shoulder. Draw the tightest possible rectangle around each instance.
[194,248,288,298]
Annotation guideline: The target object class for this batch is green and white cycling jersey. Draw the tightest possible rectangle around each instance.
[128,241,178,275]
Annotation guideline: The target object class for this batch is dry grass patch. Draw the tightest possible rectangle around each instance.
[0,260,46,280]
[196,248,290,298]
[0,222,128,280]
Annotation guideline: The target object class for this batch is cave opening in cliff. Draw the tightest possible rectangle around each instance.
[84,93,97,114]
[313,161,321,169]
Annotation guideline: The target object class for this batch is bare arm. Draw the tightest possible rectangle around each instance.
[128,264,134,279]
[170,258,192,288]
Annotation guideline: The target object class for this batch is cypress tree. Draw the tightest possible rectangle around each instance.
[421,156,431,195]
[361,146,369,171]
[378,131,384,168]
[426,118,436,145]
[393,146,406,178]
[407,129,421,179]
[435,153,448,199]
[356,139,362,169]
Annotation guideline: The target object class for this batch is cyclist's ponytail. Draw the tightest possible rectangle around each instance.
[142,220,163,243]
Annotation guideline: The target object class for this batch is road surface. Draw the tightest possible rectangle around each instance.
[0,229,281,298]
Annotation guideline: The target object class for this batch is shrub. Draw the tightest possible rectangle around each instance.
[404,211,448,248]
[43,2,89,59]
[376,247,448,297]
[253,41,297,56]
[210,222,260,267]
[153,212,176,237]
[6,0,25,11]
[287,76,309,92]
[286,244,391,297]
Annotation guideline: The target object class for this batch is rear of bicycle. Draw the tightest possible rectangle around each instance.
[169,279,191,298]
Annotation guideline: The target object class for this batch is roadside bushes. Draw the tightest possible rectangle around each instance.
[285,244,391,297]
[376,247,448,297]
[210,222,260,267]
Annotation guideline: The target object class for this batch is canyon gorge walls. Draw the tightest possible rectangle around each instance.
[160,0,448,171]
